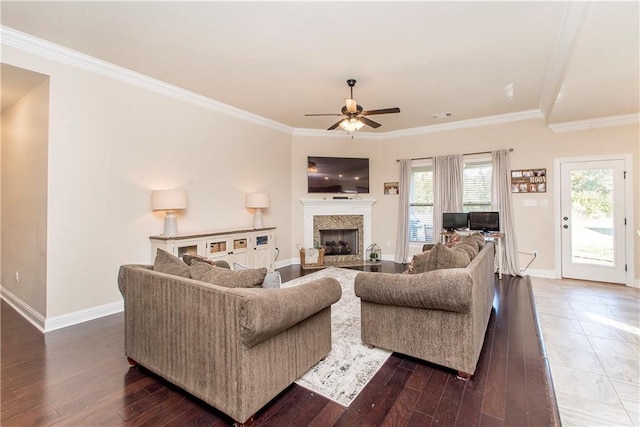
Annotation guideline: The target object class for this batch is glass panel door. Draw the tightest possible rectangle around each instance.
[560,159,626,283]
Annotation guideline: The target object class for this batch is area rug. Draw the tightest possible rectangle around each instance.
[281,267,391,407]
[301,260,382,270]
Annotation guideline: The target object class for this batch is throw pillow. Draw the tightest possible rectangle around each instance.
[407,250,431,274]
[453,242,478,261]
[190,262,267,288]
[233,262,281,288]
[457,235,481,254]
[445,233,462,247]
[425,243,471,271]
[182,253,215,266]
[153,248,190,278]
[469,232,487,249]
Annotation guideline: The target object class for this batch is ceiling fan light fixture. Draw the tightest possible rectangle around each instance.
[339,117,365,132]
[345,98,358,113]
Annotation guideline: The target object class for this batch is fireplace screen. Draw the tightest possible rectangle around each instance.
[319,229,359,256]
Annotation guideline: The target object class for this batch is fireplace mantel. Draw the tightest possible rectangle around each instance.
[301,198,375,250]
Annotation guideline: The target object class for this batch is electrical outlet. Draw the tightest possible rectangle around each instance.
[15,271,19,282]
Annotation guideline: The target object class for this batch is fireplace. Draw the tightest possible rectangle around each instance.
[319,229,359,256]
[301,199,375,262]
[314,215,363,262]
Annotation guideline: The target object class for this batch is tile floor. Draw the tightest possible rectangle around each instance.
[530,277,640,426]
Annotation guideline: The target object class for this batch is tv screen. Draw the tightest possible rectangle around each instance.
[307,156,370,194]
[469,211,500,232]
[443,213,469,231]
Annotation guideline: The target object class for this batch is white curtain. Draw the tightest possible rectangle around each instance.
[395,159,411,263]
[433,155,463,239]
[492,150,521,276]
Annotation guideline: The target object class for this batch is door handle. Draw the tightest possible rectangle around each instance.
[563,216,568,221]
[563,225,568,229]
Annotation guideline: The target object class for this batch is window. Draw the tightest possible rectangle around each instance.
[408,156,493,243]
[409,161,433,242]
[463,159,492,212]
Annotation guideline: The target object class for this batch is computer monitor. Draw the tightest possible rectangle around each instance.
[442,213,469,231]
[469,211,500,232]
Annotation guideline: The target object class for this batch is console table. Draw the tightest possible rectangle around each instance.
[440,231,504,279]
[150,228,276,271]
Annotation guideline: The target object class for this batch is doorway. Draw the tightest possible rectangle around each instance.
[556,155,632,284]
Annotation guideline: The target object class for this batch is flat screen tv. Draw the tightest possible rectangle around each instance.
[442,213,469,231]
[469,211,500,232]
[307,156,370,194]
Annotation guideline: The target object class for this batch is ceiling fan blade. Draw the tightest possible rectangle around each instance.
[359,116,382,128]
[361,107,401,116]
[305,113,342,117]
[327,120,343,130]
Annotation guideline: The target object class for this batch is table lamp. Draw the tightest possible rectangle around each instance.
[151,189,188,236]
[246,192,269,229]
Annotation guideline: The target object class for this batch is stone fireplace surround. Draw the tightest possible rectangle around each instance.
[301,199,375,262]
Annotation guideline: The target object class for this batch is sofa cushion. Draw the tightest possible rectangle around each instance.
[453,242,478,260]
[183,253,231,269]
[408,250,431,274]
[182,253,214,266]
[233,262,281,288]
[153,249,190,278]
[190,262,267,288]
[425,243,472,270]
[469,232,487,249]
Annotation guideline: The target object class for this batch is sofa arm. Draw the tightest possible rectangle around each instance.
[355,269,473,313]
[239,277,341,348]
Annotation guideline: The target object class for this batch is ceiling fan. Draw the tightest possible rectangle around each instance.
[305,79,400,132]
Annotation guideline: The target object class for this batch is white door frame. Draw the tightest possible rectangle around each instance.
[554,153,635,287]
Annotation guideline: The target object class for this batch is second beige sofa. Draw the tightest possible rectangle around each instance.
[354,241,495,379]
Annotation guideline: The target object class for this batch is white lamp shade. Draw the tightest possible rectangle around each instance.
[246,192,269,209]
[151,189,188,211]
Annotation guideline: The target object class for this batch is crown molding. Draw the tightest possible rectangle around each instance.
[7,26,630,141]
[548,113,640,133]
[292,128,383,139]
[294,109,545,139]
[0,25,293,134]
[382,109,545,138]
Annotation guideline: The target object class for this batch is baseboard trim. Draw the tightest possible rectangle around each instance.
[1,285,46,332]
[0,285,124,333]
[44,301,124,332]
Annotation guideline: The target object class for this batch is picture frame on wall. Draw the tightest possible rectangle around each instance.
[384,182,399,195]
[511,169,546,193]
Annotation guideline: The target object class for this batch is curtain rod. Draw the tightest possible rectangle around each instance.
[396,148,513,162]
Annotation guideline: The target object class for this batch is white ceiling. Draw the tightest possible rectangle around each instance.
[1,1,638,132]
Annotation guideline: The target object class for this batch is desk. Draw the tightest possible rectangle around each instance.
[440,231,504,279]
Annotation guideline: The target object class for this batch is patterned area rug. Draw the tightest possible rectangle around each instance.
[281,267,391,407]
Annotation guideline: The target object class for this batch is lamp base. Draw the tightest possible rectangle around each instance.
[253,209,264,229]
[164,210,179,236]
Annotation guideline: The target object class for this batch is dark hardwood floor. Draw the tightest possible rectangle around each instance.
[1,262,559,426]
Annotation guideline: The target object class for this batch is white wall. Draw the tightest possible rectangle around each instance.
[2,45,293,320]
[293,119,638,282]
[381,118,639,278]
[1,78,50,315]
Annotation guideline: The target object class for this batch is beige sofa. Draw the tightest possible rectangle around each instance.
[118,264,341,424]
[354,240,495,379]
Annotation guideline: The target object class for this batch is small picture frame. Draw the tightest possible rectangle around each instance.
[384,182,399,195]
